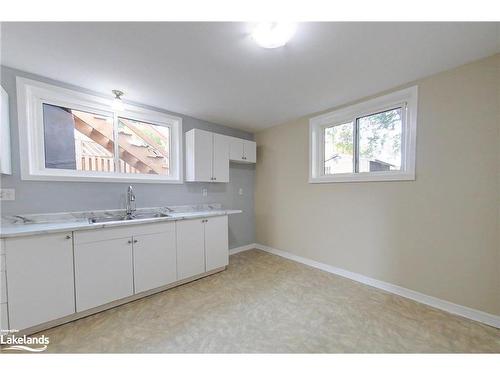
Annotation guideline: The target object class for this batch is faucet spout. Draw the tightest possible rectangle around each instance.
[126,186,136,218]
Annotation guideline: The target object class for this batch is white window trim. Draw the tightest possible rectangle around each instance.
[309,86,418,183]
[16,77,183,183]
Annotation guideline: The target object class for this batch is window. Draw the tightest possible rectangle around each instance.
[17,78,183,183]
[309,86,417,183]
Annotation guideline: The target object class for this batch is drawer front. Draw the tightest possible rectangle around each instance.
[75,221,175,245]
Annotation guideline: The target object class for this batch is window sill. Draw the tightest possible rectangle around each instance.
[309,171,415,183]
[21,170,184,184]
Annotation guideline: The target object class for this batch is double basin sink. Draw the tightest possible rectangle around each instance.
[88,212,170,224]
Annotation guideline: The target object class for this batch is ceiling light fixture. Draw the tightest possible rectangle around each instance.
[111,89,124,111]
[251,22,297,49]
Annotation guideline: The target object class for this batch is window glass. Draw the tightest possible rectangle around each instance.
[324,122,354,174]
[42,103,115,172]
[117,117,170,175]
[358,108,402,172]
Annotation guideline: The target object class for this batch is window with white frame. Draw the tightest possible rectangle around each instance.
[17,78,183,183]
[309,86,417,183]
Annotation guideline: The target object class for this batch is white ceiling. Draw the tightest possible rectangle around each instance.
[1,22,498,132]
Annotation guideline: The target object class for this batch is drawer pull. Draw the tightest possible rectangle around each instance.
[127,240,132,244]
[133,239,138,243]
[65,235,72,240]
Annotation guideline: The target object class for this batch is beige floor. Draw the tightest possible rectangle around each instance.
[13,250,500,353]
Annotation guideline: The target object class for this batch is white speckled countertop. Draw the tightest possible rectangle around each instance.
[0,204,242,238]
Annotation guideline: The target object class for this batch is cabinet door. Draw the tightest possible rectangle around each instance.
[0,302,7,332]
[133,224,177,294]
[176,219,205,280]
[229,137,244,162]
[186,129,213,182]
[212,133,229,182]
[205,215,229,271]
[74,236,133,312]
[6,233,75,330]
[1,86,12,175]
[243,140,257,163]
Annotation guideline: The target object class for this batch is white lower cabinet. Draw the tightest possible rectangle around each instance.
[205,215,229,271]
[74,222,177,312]
[176,215,229,280]
[3,216,229,331]
[176,219,206,280]
[74,235,134,312]
[0,302,8,331]
[5,233,75,330]
[133,223,177,294]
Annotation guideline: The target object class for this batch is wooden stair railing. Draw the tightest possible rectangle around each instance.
[72,111,167,175]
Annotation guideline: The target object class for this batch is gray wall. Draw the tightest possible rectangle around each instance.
[0,66,255,249]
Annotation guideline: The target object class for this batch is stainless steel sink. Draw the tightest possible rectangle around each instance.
[88,212,169,224]
[132,212,170,220]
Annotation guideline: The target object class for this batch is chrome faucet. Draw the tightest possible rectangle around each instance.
[125,185,136,218]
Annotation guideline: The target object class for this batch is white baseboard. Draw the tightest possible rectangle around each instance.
[229,243,258,255]
[245,243,500,329]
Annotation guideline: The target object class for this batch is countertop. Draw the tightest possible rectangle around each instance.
[0,208,242,238]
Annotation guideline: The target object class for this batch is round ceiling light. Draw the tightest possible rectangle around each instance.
[251,22,297,49]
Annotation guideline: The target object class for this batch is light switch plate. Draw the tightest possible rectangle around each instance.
[202,188,208,197]
[238,188,243,196]
[0,188,15,201]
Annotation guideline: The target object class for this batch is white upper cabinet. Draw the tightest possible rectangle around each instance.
[186,129,255,182]
[228,137,256,163]
[185,129,229,182]
[242,139,256,163]
[186,129,212,182]
[229,137,244,161]
[0,86,12,175]
[213,134,230,182]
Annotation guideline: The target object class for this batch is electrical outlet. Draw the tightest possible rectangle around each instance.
[202,188,208,197]
[238,188,243,196]
[0,188,15,201]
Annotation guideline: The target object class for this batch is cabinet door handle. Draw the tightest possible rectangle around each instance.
[128,240,132,244]
[65,235,72,240]
[133,239,138,243]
